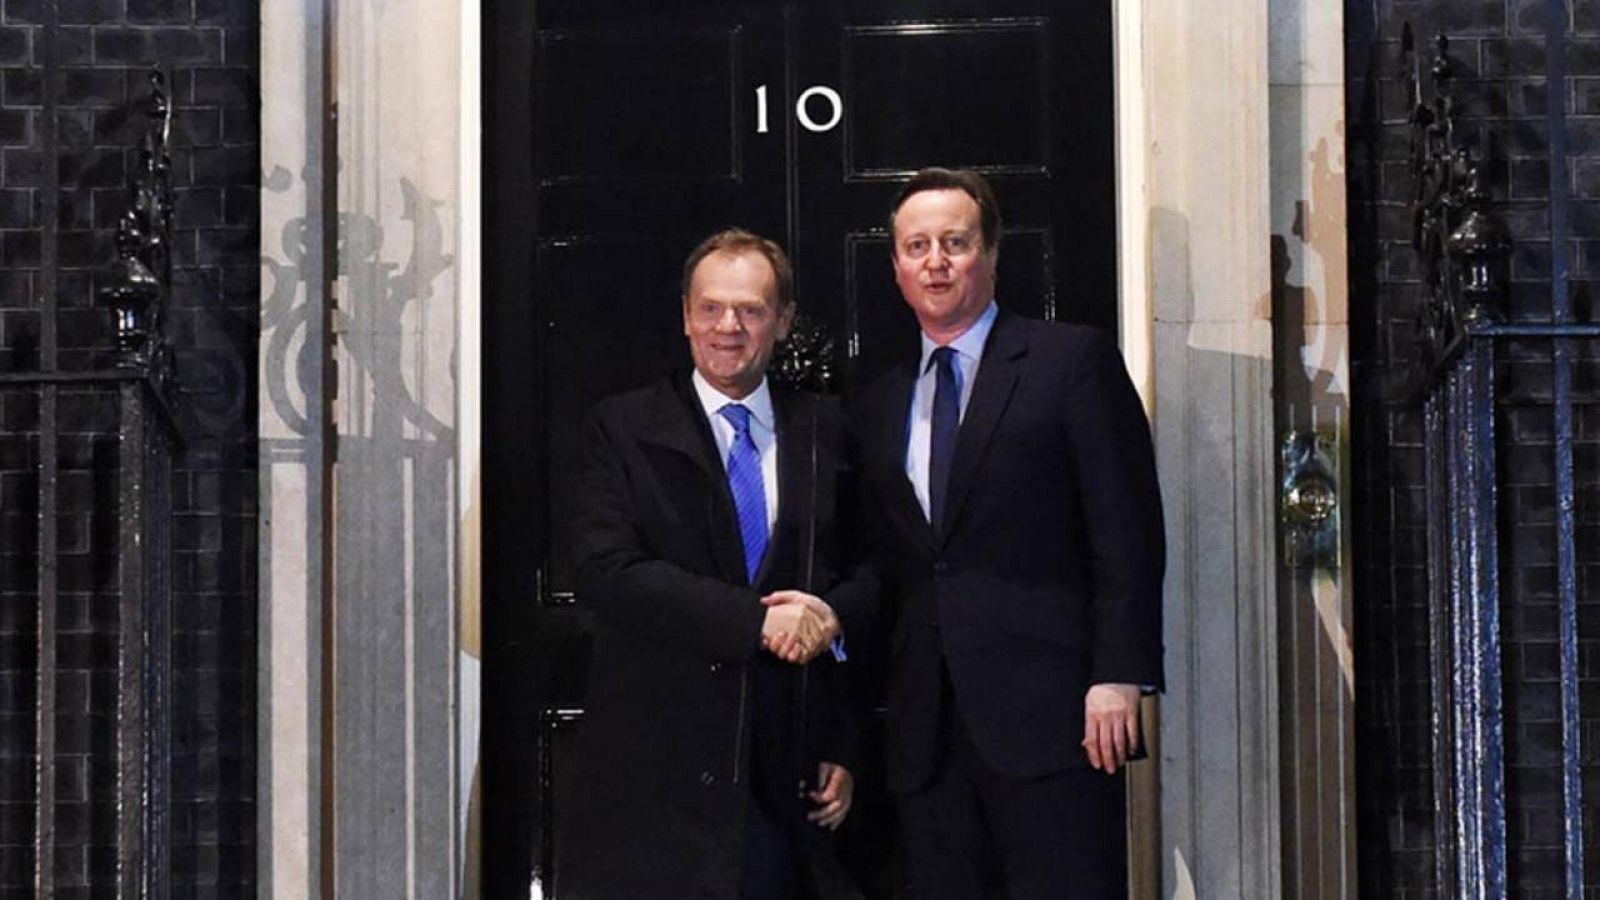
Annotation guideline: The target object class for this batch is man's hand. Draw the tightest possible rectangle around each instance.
[805,762,853,830]
[759,590,840,664]
[1081,682,1143,774]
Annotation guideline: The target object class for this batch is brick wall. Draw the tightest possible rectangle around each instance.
[0,0,257,895]
[0,400,38,898]
[1347,0,1600,895]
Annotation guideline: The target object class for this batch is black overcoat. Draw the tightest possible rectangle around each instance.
[557,372,875,899]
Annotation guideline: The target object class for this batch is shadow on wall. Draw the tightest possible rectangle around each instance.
[1149,204,1277,899]
[258,167,468,896]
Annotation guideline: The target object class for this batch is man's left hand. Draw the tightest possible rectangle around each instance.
[1081,682,1142,774]
[805,761,853,829]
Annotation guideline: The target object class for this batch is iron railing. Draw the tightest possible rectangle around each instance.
[0,68,181,897]
[1405,25,1598,899]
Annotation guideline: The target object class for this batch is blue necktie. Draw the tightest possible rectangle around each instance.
[928,346,960,527]
[719,403,769,584]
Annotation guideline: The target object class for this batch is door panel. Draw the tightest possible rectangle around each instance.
[540,237,693,594]
[537,30,747,184]
[484,1,1117,894]
[842,23,1052,178]
[790,0,1115,387]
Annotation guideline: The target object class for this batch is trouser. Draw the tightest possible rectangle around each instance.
[741,788,811,900]
[898,700,1127,899]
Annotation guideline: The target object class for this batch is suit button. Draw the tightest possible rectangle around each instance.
[700,771,716,787]
[933,561,949,573]
[709,662,722,673]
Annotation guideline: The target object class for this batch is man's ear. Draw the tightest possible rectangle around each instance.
[682,296,692,336]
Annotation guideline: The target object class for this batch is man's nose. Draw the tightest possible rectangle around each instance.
[714,307,743,331]
[924,245,948,269]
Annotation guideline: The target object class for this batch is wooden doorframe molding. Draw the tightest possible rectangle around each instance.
[1112,5,1160,897]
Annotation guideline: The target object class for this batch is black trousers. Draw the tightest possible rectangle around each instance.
[742,653,809,900]
[740,788,812,900]
[898,703,1128,900]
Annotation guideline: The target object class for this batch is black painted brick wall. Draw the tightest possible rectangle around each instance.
[1349,1,1600,896]
[0,0,257,895]
[0,394,38,896]
[51,388,122,898]
[0,0,43,885]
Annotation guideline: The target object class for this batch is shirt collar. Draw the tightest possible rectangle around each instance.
[919,301,999,374]
[691,369,776,431]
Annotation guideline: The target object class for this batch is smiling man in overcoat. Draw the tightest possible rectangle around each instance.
[556,229,876,899]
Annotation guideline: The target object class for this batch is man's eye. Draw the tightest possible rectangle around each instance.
[904,239,928,256]
[944,235,971,253]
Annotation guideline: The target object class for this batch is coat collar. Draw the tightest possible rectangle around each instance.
[630,374,710,467]
[635,370,809,587]
[637,372,744,581]
[770,388,816,590]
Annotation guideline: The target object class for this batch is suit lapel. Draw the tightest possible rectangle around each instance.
[875,364,937,554]
[939,311,1024,542]
[636,372,748,584]
[762,387,809,590]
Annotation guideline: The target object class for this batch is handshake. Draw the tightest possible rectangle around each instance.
[759,590,840,665]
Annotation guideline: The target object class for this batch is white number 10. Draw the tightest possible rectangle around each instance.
[755,84,843,134]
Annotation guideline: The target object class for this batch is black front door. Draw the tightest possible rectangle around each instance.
[483,1,1115,895]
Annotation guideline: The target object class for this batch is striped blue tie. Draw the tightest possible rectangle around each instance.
[719,403,768,584]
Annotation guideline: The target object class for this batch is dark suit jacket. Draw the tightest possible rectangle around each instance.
[557,371,875,899]
[852,311,1165,792]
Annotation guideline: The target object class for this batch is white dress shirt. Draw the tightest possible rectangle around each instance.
[692,370,780,532]
[905,301,999,520]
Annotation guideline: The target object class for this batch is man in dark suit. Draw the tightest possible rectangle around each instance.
[853,168,1165,898]
[557,229,874,899]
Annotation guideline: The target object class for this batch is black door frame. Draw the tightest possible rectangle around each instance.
[480,2,1121,894]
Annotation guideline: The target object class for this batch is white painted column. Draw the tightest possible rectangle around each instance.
[258,2,331,896]
[260,0,476,895]
[1120,2,1282,896]
[330,0,465,896]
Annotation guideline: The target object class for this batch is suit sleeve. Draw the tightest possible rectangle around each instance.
[803,651,859,771]
[573,410,765,663]
[818,397,881,646]
[809,399,881,771]
[1062,332,1166,689]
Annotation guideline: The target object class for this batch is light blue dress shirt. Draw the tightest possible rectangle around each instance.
[904,301,999,521]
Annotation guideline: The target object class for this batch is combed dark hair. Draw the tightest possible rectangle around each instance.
[887,167,1003,254]
[680,228,795,311]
